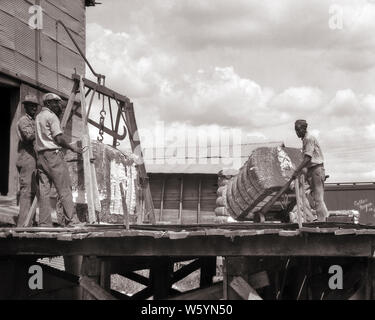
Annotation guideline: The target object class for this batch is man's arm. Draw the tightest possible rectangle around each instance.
[291,154,311,179]
[54,134,81,153]
[48,114,81,153]
[18,118,35,142]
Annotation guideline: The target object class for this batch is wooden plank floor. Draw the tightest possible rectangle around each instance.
[0,221,375,257]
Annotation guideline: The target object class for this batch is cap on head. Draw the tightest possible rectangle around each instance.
[42,93,62,103]
[295,119,308,128]
[23,95,38,105]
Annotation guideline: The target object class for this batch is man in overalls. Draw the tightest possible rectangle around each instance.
[16,95,38,227]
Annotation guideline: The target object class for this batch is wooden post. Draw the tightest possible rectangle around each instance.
[150,258,173,300]
[197,179,202,224]
[100,260,111,292]
[178,176,184,224]
[123,101,155,224]
[79,77,97,224]
[223,257,228,300]
[119,182,129,230]
[60,80,79,131]
[159,178,165,222]
[200,257,216,288]
[365,257,375,300]
[80,256,101,300]
[295,177,303,228]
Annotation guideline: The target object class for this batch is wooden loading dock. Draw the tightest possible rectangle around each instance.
[1,222,375,300]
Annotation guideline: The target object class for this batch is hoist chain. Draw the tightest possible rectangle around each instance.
[97,77,106,142]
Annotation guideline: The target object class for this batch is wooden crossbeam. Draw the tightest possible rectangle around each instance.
[72,74,129,103]
[230,276,262,300]
[168,282,223,300]
[172,259,201,283]
[110,289,131,300]
[79,276,117,300]
[131,286,153,300]
[117,271,150,287]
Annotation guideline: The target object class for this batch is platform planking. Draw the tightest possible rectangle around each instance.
[1,222,375,257]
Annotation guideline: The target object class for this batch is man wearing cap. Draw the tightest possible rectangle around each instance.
[292,120,329,221]
[16,95,39,227]
[35,93,82,227]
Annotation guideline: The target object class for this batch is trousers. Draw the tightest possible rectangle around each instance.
[37,149,75,226]
[16,152,37,227]
[306,164,329,221]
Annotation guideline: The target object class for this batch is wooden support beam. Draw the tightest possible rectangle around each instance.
[172,259,201,284]
[200,257,216,288]
[72,74,129,103]
[79,276,117,300]
[295,177,302,228]
[117,271,150,287]
[168,282,223,300]
[100,260,111,291]
[80,256,101,300]
[248,271,270,290]
[120,182,129,230]
[230,276,262,300]
[150,258,173,299]
[110,289,131,300]
[277,258,290,300]
[60,80,79,131]
[159,178,166,222]
[1,233,374,257]
[79,77,100,223]
[197,179,202,224]
[132,286,153,300]
[123,101,155,224]
[365,258,375,300]
[178,176,184,224]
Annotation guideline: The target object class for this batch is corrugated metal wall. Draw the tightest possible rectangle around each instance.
[149,173,218,223]
[0,0,86,95]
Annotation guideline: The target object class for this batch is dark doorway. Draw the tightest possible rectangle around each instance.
[0,87,15,195]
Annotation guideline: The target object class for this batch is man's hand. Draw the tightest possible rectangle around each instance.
[291,170,299,180]
[70,144,82,154]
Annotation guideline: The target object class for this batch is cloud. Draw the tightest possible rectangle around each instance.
[270,87,324,114]
[86,2,375,182]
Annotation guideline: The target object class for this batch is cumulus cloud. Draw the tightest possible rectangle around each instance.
[86,2,375,182]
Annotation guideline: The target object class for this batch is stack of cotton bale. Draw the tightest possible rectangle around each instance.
[215,168,239,223]
[65,141,140,224]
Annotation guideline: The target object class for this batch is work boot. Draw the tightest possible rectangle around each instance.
[66,222,86,228]
[66,215,86,228]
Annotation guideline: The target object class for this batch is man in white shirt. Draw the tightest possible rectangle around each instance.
[35,93,81,227]
[292,119,329,221]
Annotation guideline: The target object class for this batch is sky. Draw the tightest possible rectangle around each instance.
[85,0,375,182]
